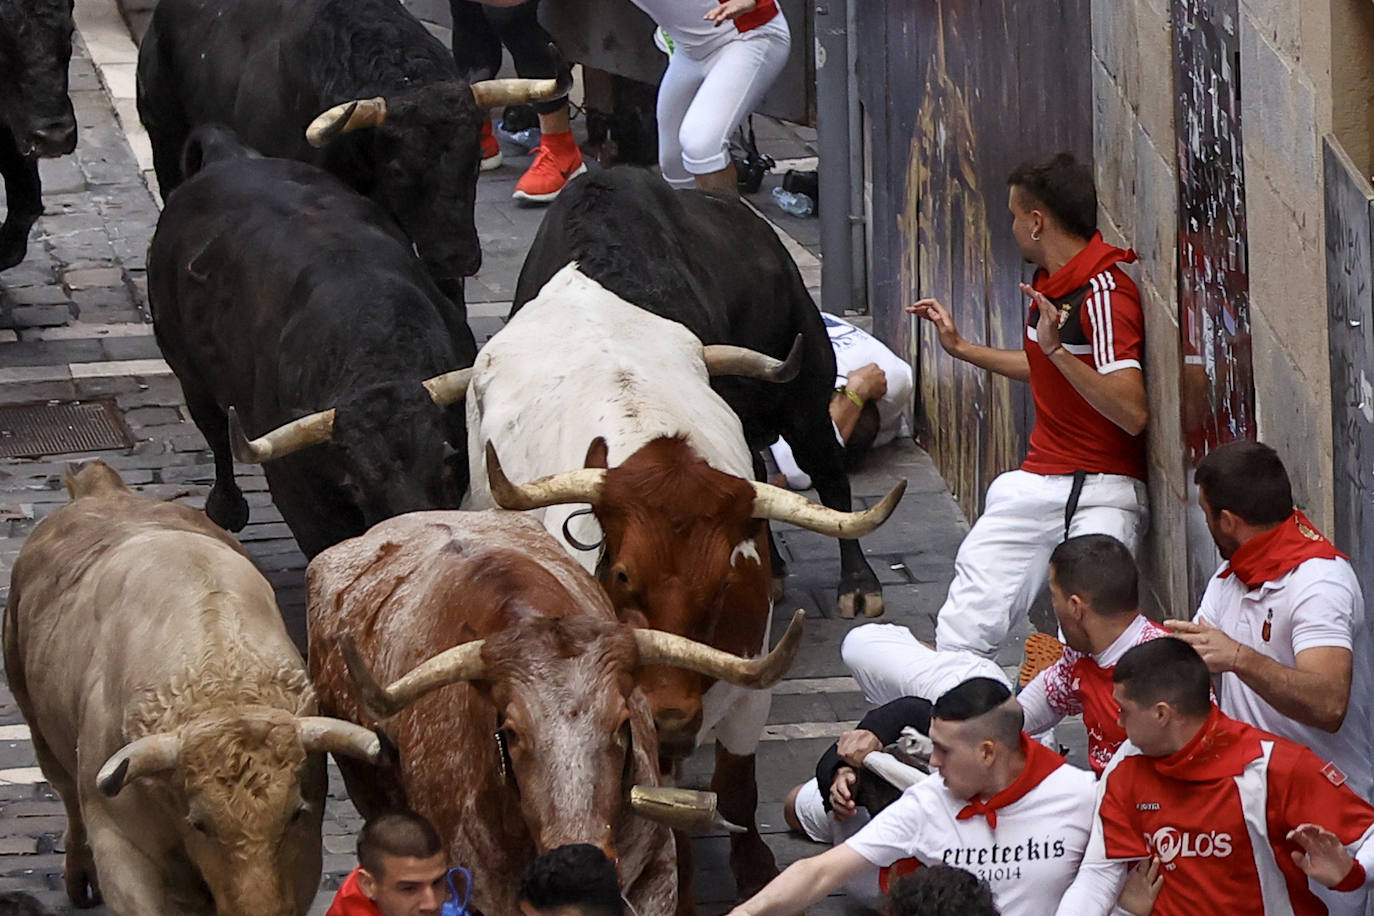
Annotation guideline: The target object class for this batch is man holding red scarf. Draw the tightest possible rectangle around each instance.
[1167,440,1371,911]
[905,152,1149,660]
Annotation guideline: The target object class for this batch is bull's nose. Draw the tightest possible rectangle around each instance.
[26,122,76,157]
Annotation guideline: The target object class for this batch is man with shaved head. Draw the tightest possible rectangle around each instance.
[727,678,1095,916]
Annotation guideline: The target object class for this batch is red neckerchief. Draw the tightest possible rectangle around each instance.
[1153,707,1262,783]
[1221,509,1346,590]
[955,734,1066,829]
[1031,231,1138,299]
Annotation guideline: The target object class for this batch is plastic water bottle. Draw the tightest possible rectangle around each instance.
[495,120,540,153]
[771,186,816,217]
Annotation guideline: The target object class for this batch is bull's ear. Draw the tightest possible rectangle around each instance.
[584,437,609,469]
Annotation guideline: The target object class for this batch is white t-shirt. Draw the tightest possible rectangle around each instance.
[630,0,786,59]
[769,314,914,488]
[844,764,1095,916]
[1196,555,1373,799]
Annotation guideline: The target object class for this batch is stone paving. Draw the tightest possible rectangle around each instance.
[0,5,1050,915]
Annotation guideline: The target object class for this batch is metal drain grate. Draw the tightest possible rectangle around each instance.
[0,401,134,459]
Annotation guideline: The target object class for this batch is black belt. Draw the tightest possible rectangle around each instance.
[1063,469,1088,541]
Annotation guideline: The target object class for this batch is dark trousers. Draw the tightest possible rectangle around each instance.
[449,0,566,115]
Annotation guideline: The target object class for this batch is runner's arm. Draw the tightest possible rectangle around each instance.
[1018,670,1065,736]
[1054,859,1129,916]
[727,844,871,915]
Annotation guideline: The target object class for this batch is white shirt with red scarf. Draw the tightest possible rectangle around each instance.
[1019,615,1171,775]
[844,736,1094,916]
[1196,510,1371,800]
[1057,709,1374,916]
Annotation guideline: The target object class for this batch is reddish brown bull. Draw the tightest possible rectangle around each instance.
[307,510,803,915]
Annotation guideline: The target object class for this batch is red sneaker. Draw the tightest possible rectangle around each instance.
[512,134,586,204]
[479,119,502,172]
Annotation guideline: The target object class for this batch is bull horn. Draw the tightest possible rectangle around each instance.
[420,367,474,406]
[629,786,745,834]
[228,405,336,464]
[702,335,802,383]
[96,734,181,797]
[633,609,804,689]
[750,479,907,539]
[296,716,387,764]
[306,97,388,148]
[340,633,487,719]
[471,45,573,109]
[486,442,606,511]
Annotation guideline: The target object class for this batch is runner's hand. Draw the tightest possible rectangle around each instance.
[1021,283,1064,356]
[845,364,888,403]
[907,298,965,357]
[704,0,757,24]
[829,767,858,819]
[1164,618,1245,673]
[1117,856,1163,915]
[1288,823,1358,888]
[837,728,883,768]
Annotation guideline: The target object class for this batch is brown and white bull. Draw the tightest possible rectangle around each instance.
[307,509,803,916]
[2,462,384,915]
[458,265,905,908]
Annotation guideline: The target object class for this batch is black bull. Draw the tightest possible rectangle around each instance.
[148,130,476,560]
[512,166,890,618]
[0,0,77,271]
[136,0,563,309]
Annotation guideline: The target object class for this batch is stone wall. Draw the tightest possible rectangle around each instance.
[1090,0,1187,617]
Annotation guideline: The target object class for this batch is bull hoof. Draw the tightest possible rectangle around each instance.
[0,220,33,272]
[770,576,786,604]
[731,842,779,901]
[65,847,101,908]
[205,484,249,532]
[837,585,885,620]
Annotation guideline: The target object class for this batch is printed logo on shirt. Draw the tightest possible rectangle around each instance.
[1135,802,1160,811]
[1144,827,1232,867]
[1322,761,1348,787]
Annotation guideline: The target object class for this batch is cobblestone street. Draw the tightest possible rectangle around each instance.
[0,4,1040,913]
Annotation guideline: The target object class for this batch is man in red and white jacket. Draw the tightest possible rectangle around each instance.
[909,152,1149,661]
[1058,638,1374,916]
[731,679,1096,916]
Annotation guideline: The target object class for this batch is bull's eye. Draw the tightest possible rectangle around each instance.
[189,817,210,835]
[619,722,634,783]
[290,804,309,824]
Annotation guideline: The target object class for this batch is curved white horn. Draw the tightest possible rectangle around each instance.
[750,479,907,539]
[485,442,605,511]
[306,97,388,148]
[702,334,803,383]
[340,633,487,720]
[97,733,181,797]
[296,716,386,763]
[420,367,474,406]
[228,405,336,464]
[633,609,804,689]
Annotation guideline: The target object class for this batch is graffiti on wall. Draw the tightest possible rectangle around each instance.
[1172,0,1255,602]
[855,0,1092,519]
[1324,138,1374,606]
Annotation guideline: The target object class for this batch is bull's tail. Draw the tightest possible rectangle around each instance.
[63,460,130,500]
[179,124,257,180]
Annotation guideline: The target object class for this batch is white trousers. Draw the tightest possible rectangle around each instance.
[842,623,1010,707]
[935,470,1148,657]
[656,13,790,187]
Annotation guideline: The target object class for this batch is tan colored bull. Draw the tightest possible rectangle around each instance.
[3,462,383,915]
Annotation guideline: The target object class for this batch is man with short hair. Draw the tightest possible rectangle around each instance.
[1164,439,1372,804]
[834,535,1166,779]
[517,844,624,916]
[326,810,449,916]
[1059,637,1374,915]
[729,678,1095,916]
[885,865,998,916]
[907,152,1148,660]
